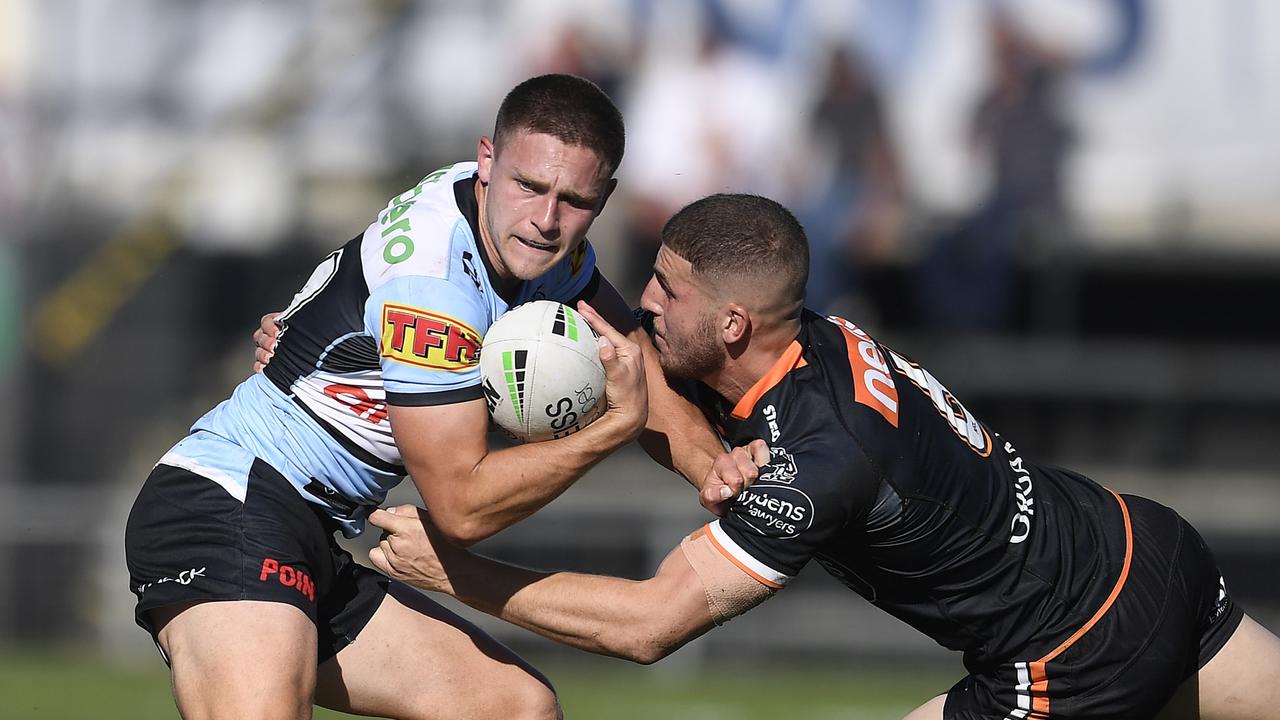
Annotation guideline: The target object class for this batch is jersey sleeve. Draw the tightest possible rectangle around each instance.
[709,430,874,588]
[365,275,486,406]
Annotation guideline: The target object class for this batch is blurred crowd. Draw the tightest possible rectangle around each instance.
[5,0,1278,340]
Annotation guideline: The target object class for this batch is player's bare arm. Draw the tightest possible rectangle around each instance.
[394,301,647,546]
[633,327,737,490]
[253,276,755,511]
[368,505,774,664]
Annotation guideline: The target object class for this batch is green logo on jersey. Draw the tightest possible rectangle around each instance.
[378,165,456,266]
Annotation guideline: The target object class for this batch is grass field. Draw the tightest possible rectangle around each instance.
[0,651,955,719]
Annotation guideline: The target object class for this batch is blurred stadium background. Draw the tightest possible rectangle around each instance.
[2,0,1278,717]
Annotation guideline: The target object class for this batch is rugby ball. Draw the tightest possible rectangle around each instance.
[480,300,606,442]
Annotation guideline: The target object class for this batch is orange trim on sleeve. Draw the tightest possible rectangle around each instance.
[701,524,785,589]
[1027,489,1133,717]
[731,341,805,420]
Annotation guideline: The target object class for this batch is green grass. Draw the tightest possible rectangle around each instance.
[0,652,952,719]
[551,663,950,719]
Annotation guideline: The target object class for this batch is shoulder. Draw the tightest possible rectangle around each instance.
[801,314,904,451]
[361,163,480,290]
[371,276,485,385]
[742,378,869,507]
[736,326,892,509]
[368,273,490,339]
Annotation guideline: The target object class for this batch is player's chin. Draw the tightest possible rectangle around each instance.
[510,250,566,280]
[656,353,690,380]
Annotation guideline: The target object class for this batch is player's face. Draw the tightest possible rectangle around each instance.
[476,130,615,284]
[640,246,725,380]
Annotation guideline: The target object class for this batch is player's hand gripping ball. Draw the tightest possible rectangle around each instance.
[480,300,606,442]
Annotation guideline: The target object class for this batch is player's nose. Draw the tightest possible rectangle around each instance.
[640,276,662,313]
[531,194,560,238]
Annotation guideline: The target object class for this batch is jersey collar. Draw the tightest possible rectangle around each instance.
[730,340,808,420]
[454,174,520,305]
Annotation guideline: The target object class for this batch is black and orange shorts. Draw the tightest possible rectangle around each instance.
[944,492,1244,719]
[124,460,388,662]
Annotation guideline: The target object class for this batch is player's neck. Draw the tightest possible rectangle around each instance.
[708,321,801,407]
[473,177,520,295]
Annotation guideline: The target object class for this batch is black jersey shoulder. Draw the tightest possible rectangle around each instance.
[264,235,372,393]
[708,314,892,576]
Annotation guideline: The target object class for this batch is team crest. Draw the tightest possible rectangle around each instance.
[758,447,798,484]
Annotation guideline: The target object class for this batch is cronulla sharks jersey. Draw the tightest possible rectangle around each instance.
[161,163,599,535]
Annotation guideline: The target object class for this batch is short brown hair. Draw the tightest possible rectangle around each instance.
[493,74,625,175]
[661,194,809,314]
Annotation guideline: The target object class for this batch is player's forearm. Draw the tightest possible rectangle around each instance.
[416,414,638,545]
[635,333,721,489]
[370,509,716,662]
[640,414,719,490]
[447,555,695,664]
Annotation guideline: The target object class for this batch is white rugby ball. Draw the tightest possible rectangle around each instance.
[480,300,606,442]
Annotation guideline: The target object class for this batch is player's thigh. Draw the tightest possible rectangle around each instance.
[153,599,318,720]
[1158,614,1280,720]
[315,582,559,720]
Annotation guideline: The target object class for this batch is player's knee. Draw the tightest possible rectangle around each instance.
[403,669,558,720]
[505,673,561,720]
[175,685,311,720]
[172,663,313,720]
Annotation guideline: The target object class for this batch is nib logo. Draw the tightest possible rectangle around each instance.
[502,350,529,424]
[551,304,580,341]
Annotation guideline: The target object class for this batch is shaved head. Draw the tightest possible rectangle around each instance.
[660,194,808,319]
[493,74,625,176]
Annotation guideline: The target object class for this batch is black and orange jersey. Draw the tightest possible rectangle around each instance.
[689,310,1130,668]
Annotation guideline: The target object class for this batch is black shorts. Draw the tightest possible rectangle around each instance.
[945,493,1245,719]
[125,460,388,662]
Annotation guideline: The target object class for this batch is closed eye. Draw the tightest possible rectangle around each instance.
[562,194,597,211]
[654,270,675,299]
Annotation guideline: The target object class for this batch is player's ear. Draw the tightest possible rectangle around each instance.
[722,304,750,345]
[595,177,618,215]
[476,136,495,185]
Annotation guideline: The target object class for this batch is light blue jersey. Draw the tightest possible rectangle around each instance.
[161,163,598,535]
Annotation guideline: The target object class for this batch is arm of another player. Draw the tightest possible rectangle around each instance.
[392,301,647,546]
[368,505,774,664]
[577,276,758,510]
[253,280,757,513]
